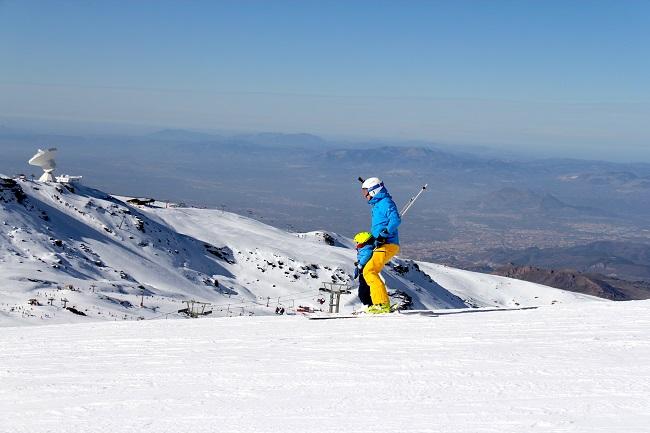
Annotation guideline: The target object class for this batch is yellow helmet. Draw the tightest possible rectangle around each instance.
[353,231,373,245]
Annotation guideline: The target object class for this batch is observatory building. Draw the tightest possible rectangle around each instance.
[28,148,57,182]
[28,148,82,184]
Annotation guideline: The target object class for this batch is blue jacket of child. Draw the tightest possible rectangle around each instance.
[357,244,375,268]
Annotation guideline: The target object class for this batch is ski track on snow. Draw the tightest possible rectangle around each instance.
[1,301,649,433]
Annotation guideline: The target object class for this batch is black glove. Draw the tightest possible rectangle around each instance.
[353,262,360,279]
[374,229,389,248]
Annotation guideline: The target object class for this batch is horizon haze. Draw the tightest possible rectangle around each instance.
[1,1,649,162]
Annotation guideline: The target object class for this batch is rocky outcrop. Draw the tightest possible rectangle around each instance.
[0,178,27,204]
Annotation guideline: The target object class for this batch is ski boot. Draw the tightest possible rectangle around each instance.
[366,303,391,314]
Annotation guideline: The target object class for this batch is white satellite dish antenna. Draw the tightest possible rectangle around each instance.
[28,148,58,182]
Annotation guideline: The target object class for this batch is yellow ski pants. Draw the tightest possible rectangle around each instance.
[362,243,400,306]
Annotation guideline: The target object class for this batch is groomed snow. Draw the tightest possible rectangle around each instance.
[1,300,648,433]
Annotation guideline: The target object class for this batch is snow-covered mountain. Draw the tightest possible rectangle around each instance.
[1,177,600,326]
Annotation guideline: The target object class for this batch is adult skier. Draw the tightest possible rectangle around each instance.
[360,177,401,313]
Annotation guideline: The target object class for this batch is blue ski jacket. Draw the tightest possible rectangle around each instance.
[368,189,401,245]
[356,244,374,268]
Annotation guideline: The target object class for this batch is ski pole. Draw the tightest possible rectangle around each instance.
[399,184,427,217]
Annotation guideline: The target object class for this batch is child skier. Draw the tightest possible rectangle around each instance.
[353,231,375,307]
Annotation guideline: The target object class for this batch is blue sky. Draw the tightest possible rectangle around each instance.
[1,0,649,160]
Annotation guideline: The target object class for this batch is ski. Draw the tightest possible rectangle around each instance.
[303,313,359,320]
[302,307,537,320]
[396,309,438,317]
[302,310,438,320]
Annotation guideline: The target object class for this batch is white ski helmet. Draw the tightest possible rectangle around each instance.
[362,177,384,197]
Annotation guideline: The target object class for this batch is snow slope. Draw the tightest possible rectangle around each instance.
[1,178,599,326]
[140,205,601,312]
[1,300,648,433]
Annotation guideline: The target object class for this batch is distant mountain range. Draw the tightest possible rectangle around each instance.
[559,171,650,192]
[147,129,328,148]
[476,187,613,218]
[324,145,510,172]
[494,264,650,301]
[3,127,650,290]
[146,129,221,142]
[486,241,650,282]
